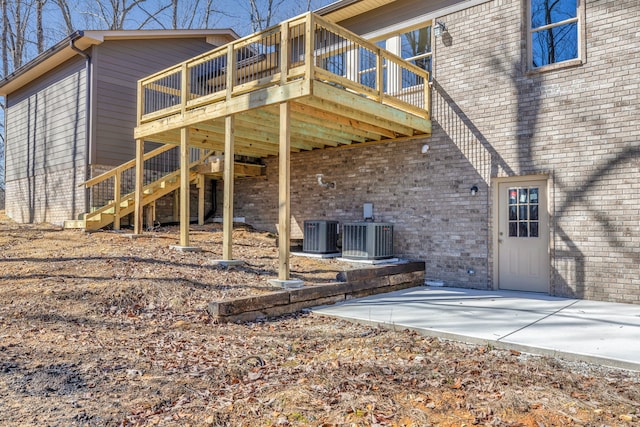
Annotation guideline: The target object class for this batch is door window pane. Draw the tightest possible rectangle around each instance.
[509,189,518,204]
[519,205,528,221]
[519,188,529,203]
[509,222,518,237]
[519,222,529,237]
[507,186,541,238]
[509,206,518,221]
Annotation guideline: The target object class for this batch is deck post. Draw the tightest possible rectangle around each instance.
[173,190,179,222]
[280,20,289,84]
[114,171,121,230]
[198,174,205,226]
[278,102,291,280]
[133,138,144,235]
[222,115,235,260]
[179,127,190,247]
[305,14,314,81]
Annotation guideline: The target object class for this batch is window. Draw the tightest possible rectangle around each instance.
[529,0,582,69]
[400,27,432,77]
[508,187,540,238]
[374,24,432,83]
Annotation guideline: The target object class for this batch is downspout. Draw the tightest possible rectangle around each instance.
[69,32,92,215]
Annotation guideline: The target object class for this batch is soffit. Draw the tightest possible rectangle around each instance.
[317,0,399,23]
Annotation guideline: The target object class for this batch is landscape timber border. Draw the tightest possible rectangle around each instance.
[207,261,425,323]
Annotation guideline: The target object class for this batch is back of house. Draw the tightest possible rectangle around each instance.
[2,0,639,306]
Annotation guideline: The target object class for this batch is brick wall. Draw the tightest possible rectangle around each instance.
[230,0,640,304]
[233,136,490,289]
[5,166,87,226]
[433,0,640,303]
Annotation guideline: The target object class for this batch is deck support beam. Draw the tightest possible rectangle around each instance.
[222,115,235,260]
[278,102,291,280]
[173,190,179,222]
[198,174,205,226]
[179,127,190,247]
[133,139,144,235]
[114,172,121,231]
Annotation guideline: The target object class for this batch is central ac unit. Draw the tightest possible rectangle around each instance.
[303,220,339,254]
[342,222,394,260]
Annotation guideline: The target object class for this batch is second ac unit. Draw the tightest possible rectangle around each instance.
[303,220,339,254]
[342,222,394,260]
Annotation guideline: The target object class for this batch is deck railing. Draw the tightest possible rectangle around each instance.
[138,12,430,125]
[84,145,210,228]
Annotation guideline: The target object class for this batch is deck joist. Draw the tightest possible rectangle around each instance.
[135,79,431,158]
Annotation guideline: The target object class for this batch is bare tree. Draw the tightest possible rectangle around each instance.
[53,0,74,34]
[2,0,39,71]
[36,0,45,53]
[248,0,287,32]
[167,0,227,29]
[82,0,169,30]
[2,0,8,76]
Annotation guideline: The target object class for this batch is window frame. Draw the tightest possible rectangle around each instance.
[379,23,433,76]
[527,0,586,73]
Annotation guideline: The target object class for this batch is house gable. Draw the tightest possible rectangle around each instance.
[92,37,230,166]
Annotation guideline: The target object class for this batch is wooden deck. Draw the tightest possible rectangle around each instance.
[132,12,432,281]
[134,12,431,156]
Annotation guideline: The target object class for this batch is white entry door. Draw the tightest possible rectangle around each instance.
[498,180,549,292]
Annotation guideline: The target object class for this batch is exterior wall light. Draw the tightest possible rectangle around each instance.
[316,173,335,189]
[434,21,447,38]
[470,185,479,196]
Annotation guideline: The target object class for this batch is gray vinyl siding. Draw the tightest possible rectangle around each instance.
[92,38,219,166]
[5,56,86,182]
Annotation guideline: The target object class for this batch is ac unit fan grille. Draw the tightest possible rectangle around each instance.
[303,220,339,254]
[342,222,393,260]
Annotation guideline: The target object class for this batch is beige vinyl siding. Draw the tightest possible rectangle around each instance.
[92,38,219,166]
[5,56,86,182]
[337,0,462,35]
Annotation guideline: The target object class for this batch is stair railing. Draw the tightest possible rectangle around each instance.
[82,144,213,229]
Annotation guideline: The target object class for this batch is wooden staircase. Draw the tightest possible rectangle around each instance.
[64,144,213,231]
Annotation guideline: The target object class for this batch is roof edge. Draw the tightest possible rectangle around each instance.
[315,0,362,16]
[0,29,239,97]
[0,31,85,95]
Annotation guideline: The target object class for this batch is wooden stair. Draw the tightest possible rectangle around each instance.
[68,170,197,231]
[64,145,265,231]
[64,143,213,231]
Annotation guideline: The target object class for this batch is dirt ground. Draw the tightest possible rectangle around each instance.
[0,211,638,426]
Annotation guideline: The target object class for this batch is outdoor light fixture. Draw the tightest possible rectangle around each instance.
[470,185,479,196]
[316,174,335,189]
[421,144,430,154]
[434,21,447,37]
